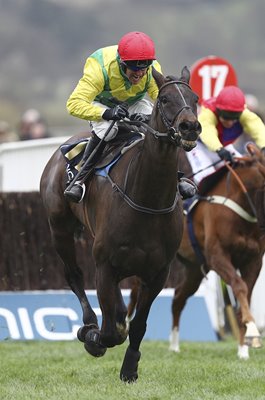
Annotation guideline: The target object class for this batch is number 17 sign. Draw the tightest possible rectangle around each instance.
[190,55,237,104]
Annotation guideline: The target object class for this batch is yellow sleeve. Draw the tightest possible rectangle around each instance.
[147,60,163,100]
[239,109,265,148]
[198,107,223,151]
[66,57,106,121]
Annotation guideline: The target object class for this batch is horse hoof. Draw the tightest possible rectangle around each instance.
[252,337,262,348]
[237,344,249,360]
[244,336,262,349]
[120,346,141,383]
[77,324,98,343]
[84,328,107,358]
[120,372,138,383]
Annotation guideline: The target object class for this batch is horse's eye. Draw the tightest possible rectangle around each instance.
[161,96,168,104]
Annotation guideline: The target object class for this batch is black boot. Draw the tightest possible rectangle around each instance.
[178,177,197,200]
[64,134,102,203]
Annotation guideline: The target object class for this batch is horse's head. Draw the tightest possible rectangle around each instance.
[151,67,201,151]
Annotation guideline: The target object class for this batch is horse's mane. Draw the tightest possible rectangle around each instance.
[165,75,178,82]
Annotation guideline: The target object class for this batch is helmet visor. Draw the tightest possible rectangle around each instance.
[123,59,153,71]
[217,109,242,121]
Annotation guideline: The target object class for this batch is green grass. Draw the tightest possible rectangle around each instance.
[1,340,265,400]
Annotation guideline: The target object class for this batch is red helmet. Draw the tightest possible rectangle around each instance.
[216,86,246,112]
[118,31,156,61]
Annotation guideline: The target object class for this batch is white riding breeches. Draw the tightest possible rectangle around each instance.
[186,133,253,185]
[90,99,153,142]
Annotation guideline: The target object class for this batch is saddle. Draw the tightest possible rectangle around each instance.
[197,166,227,195]
[60,128,144,183]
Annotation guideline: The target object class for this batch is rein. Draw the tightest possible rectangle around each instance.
[105,148,179,215]
[106,172,179,214]
[225,160,257,219]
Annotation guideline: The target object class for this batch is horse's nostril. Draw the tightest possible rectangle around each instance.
[196,121,202,133]
[179,121,190,131]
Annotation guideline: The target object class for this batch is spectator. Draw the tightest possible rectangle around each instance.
[18,108,50,140]
[245,93,265,121]
[0,120,19,143]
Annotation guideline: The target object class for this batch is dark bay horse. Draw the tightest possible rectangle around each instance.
[40,67,201,382]
[169,144,265,359]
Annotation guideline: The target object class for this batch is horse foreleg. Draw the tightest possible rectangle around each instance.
[50,218,106,356]
[120,267,169,383]
[227,274,261,352]
[85,264,128,352]
[208,248,261,358]
[238,258,263,352]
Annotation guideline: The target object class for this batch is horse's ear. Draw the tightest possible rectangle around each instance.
[152,67,165,89]
[247,143,260,157]
[180,66,190,84]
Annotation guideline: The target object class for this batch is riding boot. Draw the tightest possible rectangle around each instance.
[178,177,198,200]
[64,133,103,203]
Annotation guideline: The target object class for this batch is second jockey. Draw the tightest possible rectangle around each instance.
[187,85,265,184]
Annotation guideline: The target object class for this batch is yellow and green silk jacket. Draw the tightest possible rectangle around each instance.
[67,45,162,121]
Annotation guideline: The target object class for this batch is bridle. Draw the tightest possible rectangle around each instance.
[156,79,197,143]
[123,79,198,146]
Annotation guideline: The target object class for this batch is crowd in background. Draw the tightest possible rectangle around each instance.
[0,108,50,144]
[0,94,264,145]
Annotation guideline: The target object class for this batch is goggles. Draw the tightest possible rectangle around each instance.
[122,59,153,71]
[217,109,242,121]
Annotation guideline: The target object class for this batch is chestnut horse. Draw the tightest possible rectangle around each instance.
[40,67,201,382]
[169,144,265,359]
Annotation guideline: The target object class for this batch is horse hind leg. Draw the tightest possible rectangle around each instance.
[49,216,107,357]
[170,262,203,353]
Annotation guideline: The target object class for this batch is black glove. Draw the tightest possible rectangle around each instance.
[130,113,151,123]
[102,104,129,121]
[216,147,234,163]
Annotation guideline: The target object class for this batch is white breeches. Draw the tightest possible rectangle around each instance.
[186,133,254,185]
[90,99,153,141]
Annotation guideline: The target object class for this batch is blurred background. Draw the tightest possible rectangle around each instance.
[0,0,265,139]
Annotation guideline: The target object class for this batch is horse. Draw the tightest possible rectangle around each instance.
[169,144,265,360]
[40,66,201,382]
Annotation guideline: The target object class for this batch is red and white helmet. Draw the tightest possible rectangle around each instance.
[216,86,246,112]
[118,31,156,62]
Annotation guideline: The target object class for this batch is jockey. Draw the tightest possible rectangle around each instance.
[64,31,195,202]
[186,85,265,184]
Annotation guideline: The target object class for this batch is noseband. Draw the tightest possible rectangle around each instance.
[157,80,196,142]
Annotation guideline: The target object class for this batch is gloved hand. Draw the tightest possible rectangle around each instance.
[130,113,151,123]
[102,104,129,121]
[216,147,234,163]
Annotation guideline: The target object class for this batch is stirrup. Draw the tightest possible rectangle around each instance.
[64,181,86,203]
[76,182,86,202]
[178,178,197,200]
